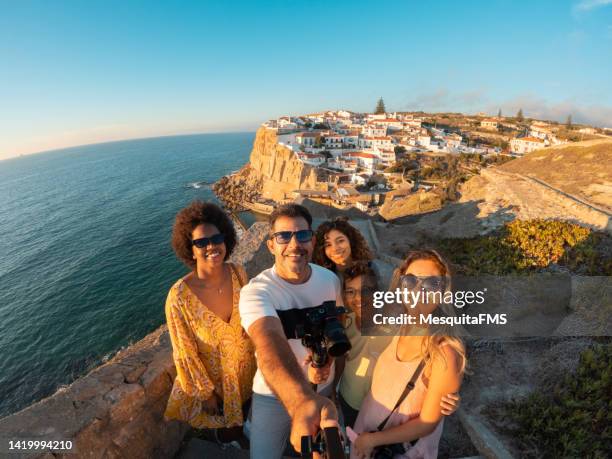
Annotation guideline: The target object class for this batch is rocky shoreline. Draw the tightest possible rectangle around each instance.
[212,165,263,211]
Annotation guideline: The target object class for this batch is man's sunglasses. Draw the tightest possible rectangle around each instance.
[192,233,225,248]
[400,275,445,291]
[270,229,314,244]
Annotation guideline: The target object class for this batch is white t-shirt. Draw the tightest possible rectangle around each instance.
[239,263,343,396]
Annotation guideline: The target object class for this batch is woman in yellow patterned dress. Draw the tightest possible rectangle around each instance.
[164,201,256,432]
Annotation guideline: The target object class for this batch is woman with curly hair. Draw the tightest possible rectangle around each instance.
[164,201,256,440]
[313,217,373,278]
[351,249,466,459]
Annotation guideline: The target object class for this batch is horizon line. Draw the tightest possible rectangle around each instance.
[0,129,259,163]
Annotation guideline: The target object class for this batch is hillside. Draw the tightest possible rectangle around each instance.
[376,139,612,254]
[499,138,612,212]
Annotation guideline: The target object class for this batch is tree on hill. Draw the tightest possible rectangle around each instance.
[516,108,524,122]
[375,97,386,114]
[566,114,573,129]
[498,108,502,118]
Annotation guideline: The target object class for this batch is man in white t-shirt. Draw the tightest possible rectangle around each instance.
[239,204,343,459]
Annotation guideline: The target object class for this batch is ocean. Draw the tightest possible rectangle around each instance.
[0,132,255,418]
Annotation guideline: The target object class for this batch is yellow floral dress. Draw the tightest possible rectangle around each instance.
[164,263,256,429]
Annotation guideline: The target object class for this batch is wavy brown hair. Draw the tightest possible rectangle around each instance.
[313,217,373,271]
[171,200,237,269]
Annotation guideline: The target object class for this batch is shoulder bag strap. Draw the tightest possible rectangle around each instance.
[376,359,426,432]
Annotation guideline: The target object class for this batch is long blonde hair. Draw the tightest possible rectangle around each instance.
[391,249,467,374]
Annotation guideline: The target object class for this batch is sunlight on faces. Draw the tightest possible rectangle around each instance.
[404,259,443,316]
[324,229,352,267]
[343,275,363,326]
[344,274,377,329]
[267,216,314,281]
[192,223,226,268]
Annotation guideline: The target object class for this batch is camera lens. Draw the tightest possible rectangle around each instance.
[324,320,351,357]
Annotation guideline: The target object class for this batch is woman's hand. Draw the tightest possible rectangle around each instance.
[201,392,222,414]
[353,432,378,459]
[440,392,461,416]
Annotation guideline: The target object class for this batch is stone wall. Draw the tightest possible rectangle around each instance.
[0,223,272,459]
[0,326,186,459]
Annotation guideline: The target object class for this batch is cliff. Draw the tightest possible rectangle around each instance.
[214,127,327,209]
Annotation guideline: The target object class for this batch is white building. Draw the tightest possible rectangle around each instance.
[417,135,431,148]
[362,125,387,137]
[344,151,378,171]
[297,153,325,166]
[343,133,359,147]
[374,146,396,164]
[403,119,422,129]
[375,118,403,131]
[480,119,498,130]
[445,134,462,151]
[350,173,367,186]
[510,136,545,155]
[578,127,596,135]
[529,125,552,140]
[359,136,393,149]
[295,132,320,147]
[324,134,344,149]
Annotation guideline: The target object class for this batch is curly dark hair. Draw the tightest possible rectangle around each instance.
[313,217,373,271]
[171,200,237,269]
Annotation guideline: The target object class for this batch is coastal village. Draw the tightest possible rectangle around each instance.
[217,101,606,220]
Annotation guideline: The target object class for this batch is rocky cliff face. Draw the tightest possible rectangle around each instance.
[214,127,327,208]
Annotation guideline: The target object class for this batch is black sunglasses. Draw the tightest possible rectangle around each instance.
[271,229,314,244]
[400,275,445,291]
[192,233,225,248]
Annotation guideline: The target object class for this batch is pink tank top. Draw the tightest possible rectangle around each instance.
[350,336,444,459]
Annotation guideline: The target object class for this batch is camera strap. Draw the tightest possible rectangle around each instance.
[376,359,425,432]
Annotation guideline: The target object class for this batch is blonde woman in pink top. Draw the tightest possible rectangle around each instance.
[351,250,466,459]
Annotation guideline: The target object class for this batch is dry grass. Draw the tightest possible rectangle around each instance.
[499,139,612,212]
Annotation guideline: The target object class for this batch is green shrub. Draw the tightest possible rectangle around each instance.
[435,220,611,275]
[501,345,612,458]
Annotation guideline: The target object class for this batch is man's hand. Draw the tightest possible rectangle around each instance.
[289,394,338,453]
[304,354,333,385]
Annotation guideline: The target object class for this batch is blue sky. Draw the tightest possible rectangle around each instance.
[1,0,611,159]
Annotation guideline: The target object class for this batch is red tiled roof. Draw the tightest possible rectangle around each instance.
[350,152,377,159]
